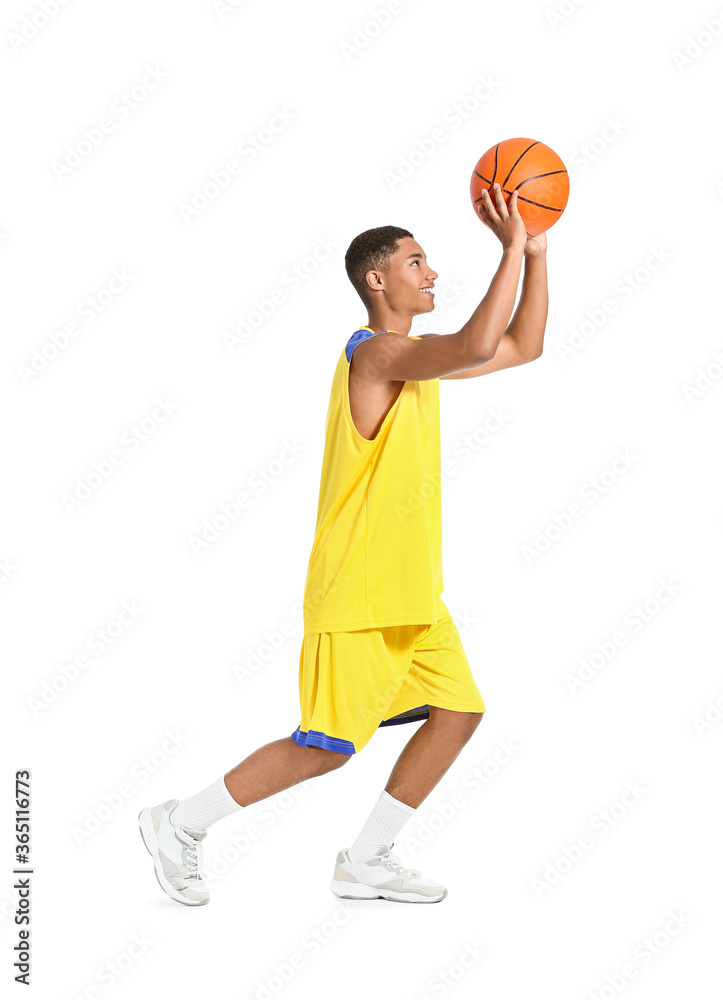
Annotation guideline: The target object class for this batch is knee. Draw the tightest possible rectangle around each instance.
[464,711,484,736]
[428,706,484,735]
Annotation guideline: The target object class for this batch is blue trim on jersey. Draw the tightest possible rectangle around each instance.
[378,705,430,727]
[345,327,388,363]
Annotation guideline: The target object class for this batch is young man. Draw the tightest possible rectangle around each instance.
[139,185,548,906]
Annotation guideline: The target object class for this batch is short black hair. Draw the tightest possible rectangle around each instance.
[345,225,413,309]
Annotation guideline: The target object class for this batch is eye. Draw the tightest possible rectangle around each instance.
[411,260,420,266]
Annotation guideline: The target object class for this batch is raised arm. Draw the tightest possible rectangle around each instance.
[353,186,527,383]
[435,229,548,379]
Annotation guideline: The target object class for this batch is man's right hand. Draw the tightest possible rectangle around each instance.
[477,185,527,254]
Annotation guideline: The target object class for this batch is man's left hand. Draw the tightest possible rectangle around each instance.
[524,230,547,258]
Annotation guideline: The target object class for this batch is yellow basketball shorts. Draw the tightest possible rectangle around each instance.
[291,601,485,755]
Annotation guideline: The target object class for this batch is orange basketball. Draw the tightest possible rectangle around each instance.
[470,138,569,237]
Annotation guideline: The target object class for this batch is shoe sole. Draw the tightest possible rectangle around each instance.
[138,808,209,907]
[329,878,447,903]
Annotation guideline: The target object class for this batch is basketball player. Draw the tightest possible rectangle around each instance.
[139,185,548,905]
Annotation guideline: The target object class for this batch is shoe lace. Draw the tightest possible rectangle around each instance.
[177,828,205,880]
[376,850,422,879]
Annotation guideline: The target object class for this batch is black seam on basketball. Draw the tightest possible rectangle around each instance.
[473,170,493,188]
[490,144,499,185]
[477,183,561,213]
[502,141,539,188]
[514,169,567,191]
[514,194,561,212]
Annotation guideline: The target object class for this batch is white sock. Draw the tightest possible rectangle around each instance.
[347,789,416,862]
[170,775,242,834]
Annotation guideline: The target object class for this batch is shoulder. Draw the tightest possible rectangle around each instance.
[345,327,375,363]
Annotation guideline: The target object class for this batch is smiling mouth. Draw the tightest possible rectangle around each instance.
[420,287,435,295]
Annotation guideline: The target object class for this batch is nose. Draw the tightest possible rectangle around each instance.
[427,267,438,281]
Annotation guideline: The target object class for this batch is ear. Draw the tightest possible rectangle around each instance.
[365,269,384,294]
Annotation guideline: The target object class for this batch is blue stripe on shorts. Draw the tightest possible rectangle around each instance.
[291,726,356,754]
[291,704,429,754]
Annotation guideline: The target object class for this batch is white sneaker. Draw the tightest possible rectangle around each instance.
[138,799,210,906]
[330,843,447,903]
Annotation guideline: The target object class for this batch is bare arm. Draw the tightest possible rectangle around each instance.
[504,242,548,360]
[353,186,527,383]
[436,234,549,378]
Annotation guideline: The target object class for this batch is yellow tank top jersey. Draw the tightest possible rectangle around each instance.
[302,326,445,636]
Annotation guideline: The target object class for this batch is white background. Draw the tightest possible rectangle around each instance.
[2,0,721,996]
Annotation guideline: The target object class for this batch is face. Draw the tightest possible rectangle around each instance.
[368,237,438,314]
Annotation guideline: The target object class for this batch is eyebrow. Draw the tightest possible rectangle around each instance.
[406,252,425,260]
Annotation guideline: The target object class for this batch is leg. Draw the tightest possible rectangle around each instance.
[384,706,483,808]
[332,620,485,895]
[140,739,350,907]
[342,706,483,863]
[332,707,482,900]
[224,736,351,807]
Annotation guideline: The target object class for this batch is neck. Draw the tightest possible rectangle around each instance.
[365,306,413,336]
